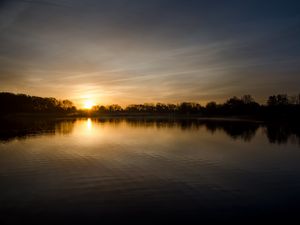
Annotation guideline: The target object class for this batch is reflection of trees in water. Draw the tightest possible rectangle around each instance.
[96,118,300,145]
[55,121,75,135]
[1,118,300,146]
[203,121,259,142]
[0,119,75,142]
[94,118,260,142]
[264,124,300,145]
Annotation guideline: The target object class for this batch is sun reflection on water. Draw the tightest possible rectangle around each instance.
[87,118,92,130]
[72,118,100,140]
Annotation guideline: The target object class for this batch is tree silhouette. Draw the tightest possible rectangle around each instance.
[0,92,76,114]
[1,92,300,122]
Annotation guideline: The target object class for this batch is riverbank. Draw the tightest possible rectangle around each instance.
[2,111,300,126]
[0,112,265,122]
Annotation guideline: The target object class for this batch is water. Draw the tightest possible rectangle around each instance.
[0,118,300,224]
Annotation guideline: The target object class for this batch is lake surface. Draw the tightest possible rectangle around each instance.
[0,118,300,224]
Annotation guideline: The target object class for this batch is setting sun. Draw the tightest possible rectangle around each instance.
[83,100,95,109]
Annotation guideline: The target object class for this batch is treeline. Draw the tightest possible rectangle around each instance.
[1,92,300,120]
[91,94,300,120]
[92,95,260,114]
[0,92,76,114]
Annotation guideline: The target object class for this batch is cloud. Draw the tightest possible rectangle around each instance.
[0,0,300,105]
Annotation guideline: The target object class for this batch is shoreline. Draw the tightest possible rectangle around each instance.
[0,112,287,124]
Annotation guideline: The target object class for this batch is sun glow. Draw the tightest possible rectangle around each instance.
[83,99,95,109]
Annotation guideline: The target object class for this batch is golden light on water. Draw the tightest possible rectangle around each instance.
[86,118,92,130]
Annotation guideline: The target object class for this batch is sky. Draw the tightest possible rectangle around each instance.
[0,0,300,107]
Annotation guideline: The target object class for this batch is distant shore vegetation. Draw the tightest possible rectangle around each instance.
[1,92,300,121]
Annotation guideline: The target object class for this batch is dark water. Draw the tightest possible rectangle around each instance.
[0,118,300,224]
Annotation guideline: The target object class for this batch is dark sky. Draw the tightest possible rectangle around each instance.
[0,0,300,106]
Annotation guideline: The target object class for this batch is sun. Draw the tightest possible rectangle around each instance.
[83,99,95,109]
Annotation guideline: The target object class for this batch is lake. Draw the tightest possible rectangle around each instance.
[0,118,300,224]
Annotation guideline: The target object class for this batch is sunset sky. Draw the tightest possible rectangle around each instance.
[0,0,300,107]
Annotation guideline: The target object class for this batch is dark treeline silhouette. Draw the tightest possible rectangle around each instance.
[1,92,300,121]
[91,95,259,115]
[91,94,300,121]
[0,92,76,114]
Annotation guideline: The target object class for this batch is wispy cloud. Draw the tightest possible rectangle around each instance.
[0,0,300,105]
